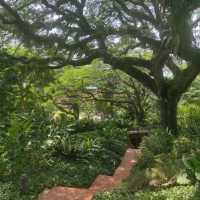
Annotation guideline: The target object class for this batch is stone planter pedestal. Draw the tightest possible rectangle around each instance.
[128,129,149,148]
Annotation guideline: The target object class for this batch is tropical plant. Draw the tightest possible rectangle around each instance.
[183,153,200,184]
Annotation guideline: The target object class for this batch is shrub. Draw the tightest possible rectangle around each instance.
[136,129,174,170]
[0,111,55,176]
[126,129,175,191]
[178,103,200,136]
[172,136,193,158]
[126,128,199,191]
[141,130,173,155]
[183,152,200,184]
[96,120,128,142]
[126,168,150,192]
[51,133,101,159]
[74,119,97,132]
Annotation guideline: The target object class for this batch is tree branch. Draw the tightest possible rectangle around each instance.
[112,64,157,94]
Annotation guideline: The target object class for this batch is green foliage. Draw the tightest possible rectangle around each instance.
[126,126,200,192]
[0,111,51,177]
[178,103,200,136]
[142,130,173,155]
[183,152,200,184]
[0,117,128,200]
[0,51,54,125]
[47,64,153,126]
[50,119,128,162]
[0,1,199,199]
[96,119,127,137]
[49,63,110,95]
[125,130,176,191]
[173,136,193,158]
[74,118,97,132]
[137,130,174,170]
[52,133,101,159]
[93,186,197,200]
[182,77,200,105]
[0,49,133,200]
[0,182,29,200]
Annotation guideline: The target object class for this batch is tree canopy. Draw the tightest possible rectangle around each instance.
[0,0,200,132]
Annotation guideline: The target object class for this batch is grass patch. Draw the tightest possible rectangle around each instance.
[93,185,198,200]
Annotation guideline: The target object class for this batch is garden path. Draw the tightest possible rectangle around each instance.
[38,148,139,200]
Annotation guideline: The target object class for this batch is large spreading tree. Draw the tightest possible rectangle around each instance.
[0,0,200,133]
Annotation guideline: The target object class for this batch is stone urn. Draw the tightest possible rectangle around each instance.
[128,129,149,148]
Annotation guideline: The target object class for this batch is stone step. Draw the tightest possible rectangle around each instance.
[38,187,88,200]
[114,149,138,181]
[89,175,119,193]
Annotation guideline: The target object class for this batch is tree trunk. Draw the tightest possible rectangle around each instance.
[159,97,178,134]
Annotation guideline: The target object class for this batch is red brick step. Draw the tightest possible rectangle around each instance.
[89,175,118,193]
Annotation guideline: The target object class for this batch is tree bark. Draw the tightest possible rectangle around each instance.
[159,97,178,134]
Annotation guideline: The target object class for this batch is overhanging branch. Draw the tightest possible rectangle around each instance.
[112,64,157,94]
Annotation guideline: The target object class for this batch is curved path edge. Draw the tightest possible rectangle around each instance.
[38,148,139,200]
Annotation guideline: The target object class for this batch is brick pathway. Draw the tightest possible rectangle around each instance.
[38,148,139,200]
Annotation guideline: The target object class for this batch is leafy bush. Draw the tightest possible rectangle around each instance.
[126,130,175,191]
[183,152,200,184]
[0,114,42,177]
[178,103,200,136]
[126,128,199,191]
[172,136,193,158]
[74,119,97,132]
[0,182,29,200]
[96,120,128,140]
[141,130,173,155]
[135,130,173,170]
[51,133,101,159]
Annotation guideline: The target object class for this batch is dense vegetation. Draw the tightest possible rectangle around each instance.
[0,1,200,200]
[0,63,133,200]
[93,79,200,199]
